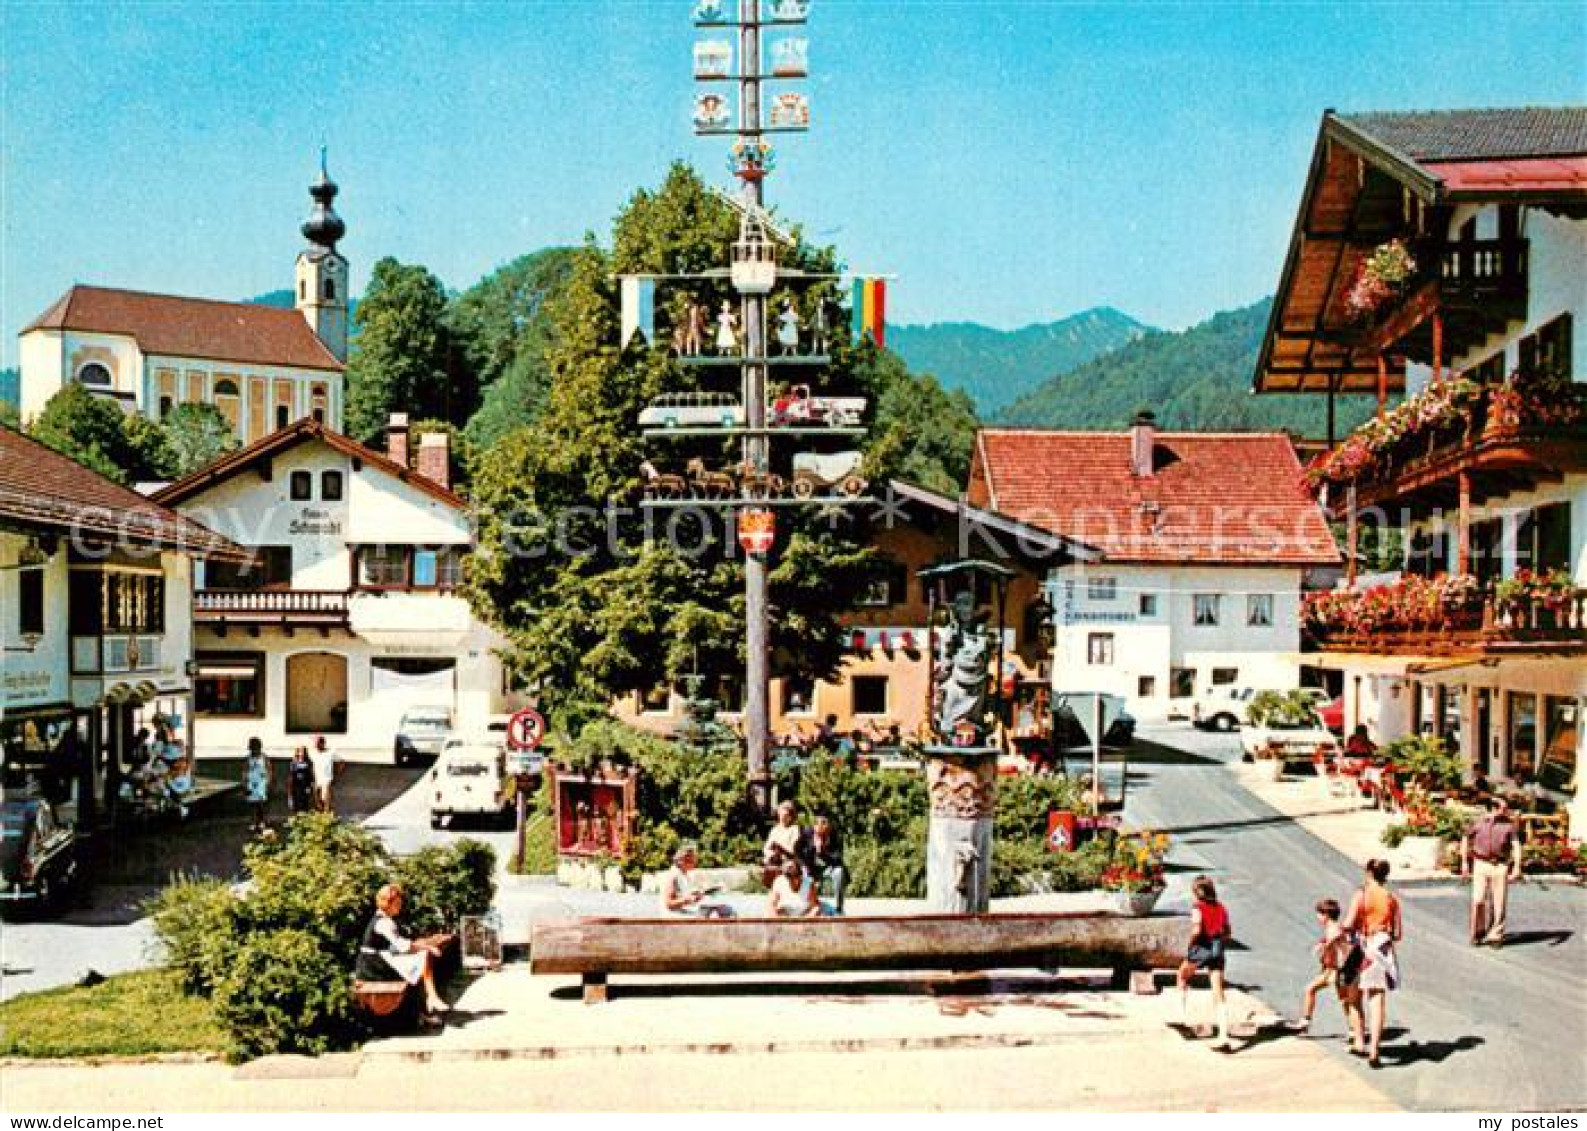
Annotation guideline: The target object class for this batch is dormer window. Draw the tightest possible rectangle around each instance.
[77,362,112,388]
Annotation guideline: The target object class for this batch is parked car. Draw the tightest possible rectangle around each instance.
[1240,717,1340,763]
[394,706,454,767]
[1317,695,1345,734]
[429,738,513,829]
[0,797,79,919]
[1193,686,1328,732]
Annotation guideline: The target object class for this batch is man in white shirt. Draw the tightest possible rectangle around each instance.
[309,736,338,815]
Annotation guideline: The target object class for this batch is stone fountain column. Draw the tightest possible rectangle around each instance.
[924,748,998,914]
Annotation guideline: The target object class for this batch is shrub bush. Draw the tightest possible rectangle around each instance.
[237,815,389,968]
[146,874,239,996]
[149,813,498,1060]
[392,839,497,936]
[1380,735,1464,791]
[212,927,359,1060]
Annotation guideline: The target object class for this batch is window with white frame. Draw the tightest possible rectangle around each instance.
[1087,633,1114,665]
[1087,577,1117,601]
[1193,594,1220,626]
[1247,593,1273,627]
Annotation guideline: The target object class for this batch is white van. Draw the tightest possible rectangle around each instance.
[429,738,512,829]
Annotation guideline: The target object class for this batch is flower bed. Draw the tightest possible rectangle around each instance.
[1099,830,1169,894]
[1522,837,1587,879]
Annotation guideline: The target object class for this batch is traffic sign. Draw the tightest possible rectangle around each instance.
[506,708,546,752]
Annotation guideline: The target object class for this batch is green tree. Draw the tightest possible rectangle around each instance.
[863,351,979,493]
[466,164,913,727]
[30,383,143,482]
[451,248,579,451]
[162,403,241,478]
[344,258,470,442]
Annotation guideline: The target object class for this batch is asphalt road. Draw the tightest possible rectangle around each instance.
[1126,723,1587,1112]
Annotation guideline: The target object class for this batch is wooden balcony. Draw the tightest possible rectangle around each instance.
[1355,239,1529,365]
[194,589,351,632]
[1340,422,1587,515]
[1308,589,1587,657]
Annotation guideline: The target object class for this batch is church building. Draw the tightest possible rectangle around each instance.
[16,159,351,439]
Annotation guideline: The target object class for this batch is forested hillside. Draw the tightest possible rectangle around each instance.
[889,307,1146,413]
[997,298,1378,437]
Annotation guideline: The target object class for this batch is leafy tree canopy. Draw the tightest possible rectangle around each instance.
[344,258,471,443]
[452,248,579,452]
[162,403,242,478]
[30,384,150,483]
[466,163,964,726]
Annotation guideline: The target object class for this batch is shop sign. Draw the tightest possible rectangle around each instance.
[289,507,342,536]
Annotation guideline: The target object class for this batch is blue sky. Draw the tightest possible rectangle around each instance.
[3,1,1583,367]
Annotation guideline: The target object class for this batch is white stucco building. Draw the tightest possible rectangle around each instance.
[151,416,518,758]
[1254,107,1585,831]
[16,162,349,438]
[968,419,1340,720]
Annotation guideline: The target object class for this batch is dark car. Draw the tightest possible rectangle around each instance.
[0,797,79,919]
[1051,704,1136,750]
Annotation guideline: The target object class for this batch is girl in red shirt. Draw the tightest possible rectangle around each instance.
[1177,875,1234,1050]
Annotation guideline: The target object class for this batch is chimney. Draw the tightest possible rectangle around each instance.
[417,431,451,492]
[386,413,410,467]
[1129,411,1157,477]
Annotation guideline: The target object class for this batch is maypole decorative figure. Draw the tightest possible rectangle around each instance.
[714,300,741,355]
[809,301,829,356]
[775,300,801,355]
[675,301,709,356]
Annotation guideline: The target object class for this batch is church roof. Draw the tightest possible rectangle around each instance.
[21,285,343,372]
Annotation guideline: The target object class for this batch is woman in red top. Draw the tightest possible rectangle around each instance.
[1176,875,1234,1050]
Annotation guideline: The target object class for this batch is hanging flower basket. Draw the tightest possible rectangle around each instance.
[1344,239,1418,319]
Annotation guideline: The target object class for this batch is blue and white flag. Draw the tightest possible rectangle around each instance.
[620,276,655,346]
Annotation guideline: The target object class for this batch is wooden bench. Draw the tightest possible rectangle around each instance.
[532,911,1189,1004]
[352,979,415,1020]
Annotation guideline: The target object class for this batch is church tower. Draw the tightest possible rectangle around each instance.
[295,150,349,363]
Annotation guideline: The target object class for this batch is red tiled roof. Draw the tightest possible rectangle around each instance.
[152,417,465,512]
[970,429,1340,566]
[21,285,342,372]
[0,426,245,560]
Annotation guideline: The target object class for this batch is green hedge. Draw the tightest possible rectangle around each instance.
[571,721,1101,899]
[148,814,495,1061]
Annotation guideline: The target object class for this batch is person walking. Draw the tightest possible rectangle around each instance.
[309,735,337,816]
[1462,795,1522,946]
[286,746,316,816]
[1289,897,1365,1052]
[1343,859,1402,1068]
[243,738,271,833]
[1175,875,1234,1051]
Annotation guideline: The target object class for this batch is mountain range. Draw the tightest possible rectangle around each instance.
[996,297,1378,436]
[888,307,1147,413]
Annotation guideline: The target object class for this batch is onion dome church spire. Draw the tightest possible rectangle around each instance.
[301,146,346,251]
[295,147,349,363]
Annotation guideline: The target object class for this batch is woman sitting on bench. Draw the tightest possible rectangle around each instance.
[357,883,450,1016]
[769,859,822,917]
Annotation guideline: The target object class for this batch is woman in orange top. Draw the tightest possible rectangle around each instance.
[1343,858,1403,1068]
